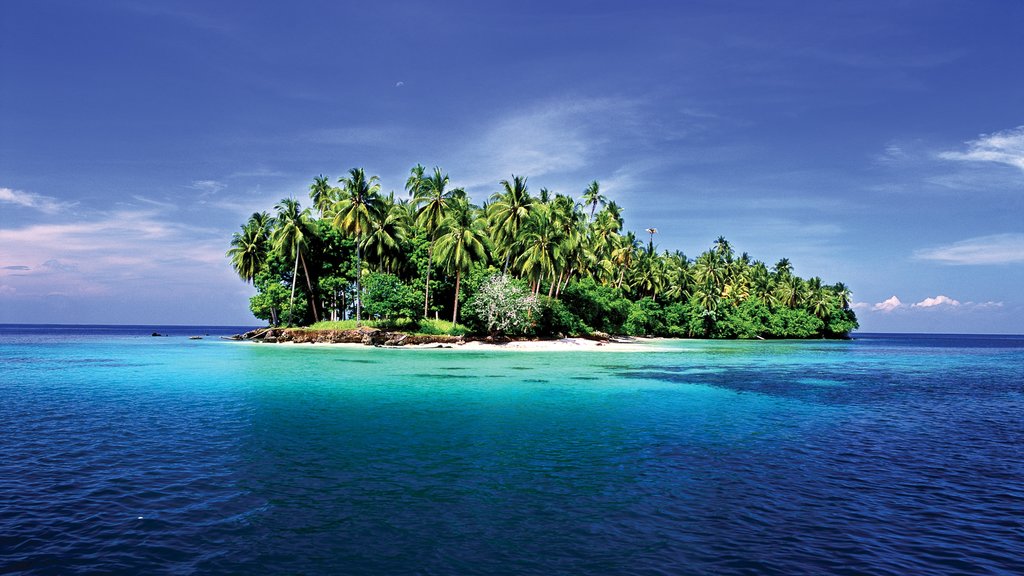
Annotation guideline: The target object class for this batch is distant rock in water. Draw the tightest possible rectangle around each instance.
[189,336,202,340]
[151,332,163,337]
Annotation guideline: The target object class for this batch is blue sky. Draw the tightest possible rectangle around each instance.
[1,0,1022,332]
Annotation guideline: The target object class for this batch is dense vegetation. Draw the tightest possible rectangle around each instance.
[228,166,858,339]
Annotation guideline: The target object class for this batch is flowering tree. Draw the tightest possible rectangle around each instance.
[466,274,539,335]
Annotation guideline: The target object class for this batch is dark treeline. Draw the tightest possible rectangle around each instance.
[227,166,858,338]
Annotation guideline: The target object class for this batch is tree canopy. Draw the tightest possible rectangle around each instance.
[228,165,858,339]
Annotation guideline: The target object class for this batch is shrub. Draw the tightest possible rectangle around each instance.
[464,274,539,336]
[363,272,419,320]
[560,278,632,334]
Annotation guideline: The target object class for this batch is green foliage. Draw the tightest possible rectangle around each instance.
[767,308,825,338]
[532,297,589,337]
[825,308,859,338]
[560,277,631,334]
[623,297,666,336]
[415,319,468,336]
[362,272,419,320]
[250,270,305,326]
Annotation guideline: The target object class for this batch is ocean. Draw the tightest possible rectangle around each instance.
[1,325,1022,575]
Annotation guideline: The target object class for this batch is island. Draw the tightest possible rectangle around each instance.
[227,166,858,343]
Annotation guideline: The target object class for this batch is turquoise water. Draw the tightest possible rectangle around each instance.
[1,326,1022,574]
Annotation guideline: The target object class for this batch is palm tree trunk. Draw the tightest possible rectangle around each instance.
[355,236,362,325]
[287,250,299,325]
[451,269,462,324]
[299,251,319,323]
[547,270,556,298]
[423,242,434,318]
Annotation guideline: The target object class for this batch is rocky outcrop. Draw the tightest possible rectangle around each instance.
[234,326,465,347]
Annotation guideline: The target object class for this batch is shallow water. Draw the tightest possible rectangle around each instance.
[1,326,1022,575]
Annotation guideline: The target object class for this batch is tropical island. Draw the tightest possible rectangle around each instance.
[227,166,858,343]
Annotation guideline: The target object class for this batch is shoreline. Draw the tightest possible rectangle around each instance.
[231,328,672,352]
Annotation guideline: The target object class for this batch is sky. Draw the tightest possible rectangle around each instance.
[1,0,1022,332]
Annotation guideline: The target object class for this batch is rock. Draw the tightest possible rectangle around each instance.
[151,332,163,337]
[189,336,202,340]
[383,334,408,347]
[263,336,278,343]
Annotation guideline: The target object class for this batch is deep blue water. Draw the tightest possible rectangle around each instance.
[1,326,1022,575]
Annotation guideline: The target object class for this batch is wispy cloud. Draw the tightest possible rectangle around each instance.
[915,233,1024,265]
[451,97,643,194]
[0,187,72,214]
[2,265,31,271]
[0,208,235,302]
[188,180,227,194]
[939,126,1024,172]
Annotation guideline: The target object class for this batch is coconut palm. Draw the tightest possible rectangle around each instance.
[581,180,607,221]
[333,168,383,324]
[414,167,455,317]
[831,282,852,309]
[309,175,335,218]
[516,205,565,296]
[405,163,427,198]
[488,174,533,273]
[434,198,488,324]
[362,192,408,274]
[271,198,319,324]
[227,212,271,284]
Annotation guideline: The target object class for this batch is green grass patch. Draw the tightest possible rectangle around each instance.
[304,319,381,330]
[303,318,468,336]
[415,319,469,336]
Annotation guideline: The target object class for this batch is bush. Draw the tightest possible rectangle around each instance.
[623,297,666,336]
[532,297,589,337]
[363,272,419,320]
[464,274,539,336]
[560,278,632,334]
[766,308,825,338]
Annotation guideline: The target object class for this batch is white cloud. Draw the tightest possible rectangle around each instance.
[872,295,903,312]
[939,126,1024,172]
[912,295,960,308]
[915,233,1024,265]
[0,208,234,300]
[0,187,71,214]
[451,97,642,194]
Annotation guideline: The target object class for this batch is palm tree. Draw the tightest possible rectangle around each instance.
[405,163,427,198]
[488,174,533,273]
[434,198,488,324]
[309,175,335,218]
[580,180,607,221]
[227,212,271,284]
[772,258,792,279]
[831,282,852,309]
[516,204,564,296]
[362,192,408,274]
[333,168,382,325]
[414,167,455,318]
[271,198,319,324]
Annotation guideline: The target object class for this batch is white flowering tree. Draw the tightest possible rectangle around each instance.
[466,274,539,336]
